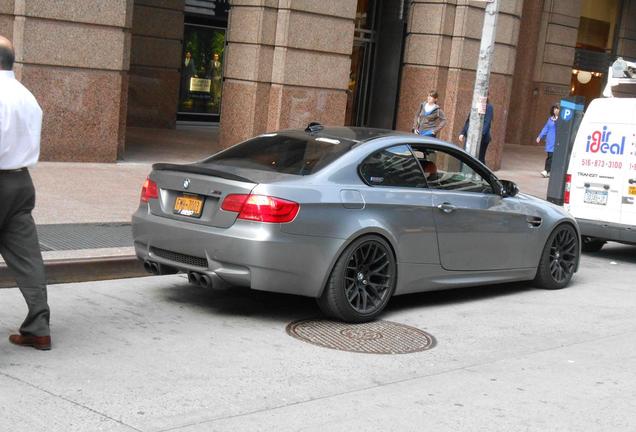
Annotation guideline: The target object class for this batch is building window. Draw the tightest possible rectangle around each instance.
[178,0,229,123]
[178,24,225,118]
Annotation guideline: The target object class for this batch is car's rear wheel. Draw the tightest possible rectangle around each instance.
[317,235,396,323]
[534,224,579,290]
[581,236,606,252]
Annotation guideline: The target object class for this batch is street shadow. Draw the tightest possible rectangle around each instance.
[161,280,317,323]
[161,276,536,323]
[581,243,636,265]
[386,281,534,315]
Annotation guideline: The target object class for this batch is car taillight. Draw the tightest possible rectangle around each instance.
[141,178,158,202]
[221,194,299,223]
[564,174,572,204]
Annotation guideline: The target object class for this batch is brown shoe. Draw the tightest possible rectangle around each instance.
[9,334,52,350]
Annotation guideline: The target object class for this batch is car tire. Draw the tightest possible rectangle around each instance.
[534,223,579,290]
[581,236,606,252]
[317,235,397,323]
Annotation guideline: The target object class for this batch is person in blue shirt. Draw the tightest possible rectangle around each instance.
[458,100,494,164]
[536,105,560,177]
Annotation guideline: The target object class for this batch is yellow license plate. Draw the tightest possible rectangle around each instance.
[629,186,636,195]
[174,194,204,218]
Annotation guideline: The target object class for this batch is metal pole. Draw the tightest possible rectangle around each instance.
[465,0,499,159]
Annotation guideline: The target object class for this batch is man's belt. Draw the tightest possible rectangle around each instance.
[0,167,27,173]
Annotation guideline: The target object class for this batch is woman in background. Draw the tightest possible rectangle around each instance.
[413,90,447,138]
[536,105,560,178]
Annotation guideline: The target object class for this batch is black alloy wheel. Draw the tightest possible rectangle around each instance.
[549,227,578,283]
[534,224,579,290]
[344,240,393,314]
[318,235,397,323]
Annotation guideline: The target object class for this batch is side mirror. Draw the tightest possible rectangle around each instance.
[500,179,519,197]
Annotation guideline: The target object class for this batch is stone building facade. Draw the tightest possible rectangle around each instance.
[1,0,634,169]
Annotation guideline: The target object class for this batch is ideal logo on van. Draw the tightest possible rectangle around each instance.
[586,126,625,155]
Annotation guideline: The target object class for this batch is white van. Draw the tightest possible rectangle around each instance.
[564,97,636,251]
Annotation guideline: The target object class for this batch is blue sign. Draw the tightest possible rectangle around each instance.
[561,108,573,121]
[559,99,584,122]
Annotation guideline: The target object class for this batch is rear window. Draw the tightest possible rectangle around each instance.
[203,134,355,175]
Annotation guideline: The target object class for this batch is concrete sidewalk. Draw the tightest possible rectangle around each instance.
[1,130,551,285]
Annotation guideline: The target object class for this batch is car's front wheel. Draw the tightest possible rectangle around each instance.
[317,235,396,323]
[534,224,579,290]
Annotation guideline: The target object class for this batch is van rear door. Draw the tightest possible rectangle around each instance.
[618,103,636,226]
[567,99,634,224]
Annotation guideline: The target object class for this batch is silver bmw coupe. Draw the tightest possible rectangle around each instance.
[132,124,580,322]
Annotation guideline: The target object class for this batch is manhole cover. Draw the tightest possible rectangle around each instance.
[286,319,435,354]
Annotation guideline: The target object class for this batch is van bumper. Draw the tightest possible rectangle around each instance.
[577,218,636,245]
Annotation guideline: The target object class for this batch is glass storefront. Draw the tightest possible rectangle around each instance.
[345,0,377,127]
[178,0,229,123]
[178,24,225,118]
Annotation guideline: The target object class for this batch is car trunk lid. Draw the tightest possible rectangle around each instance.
[147,163,258,229]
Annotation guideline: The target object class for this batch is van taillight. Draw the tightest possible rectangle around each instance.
[221,194,299,223]
[564,174,572,204]
[141,178,158,202]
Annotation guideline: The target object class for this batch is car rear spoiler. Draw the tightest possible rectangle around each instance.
[152,163,254,183]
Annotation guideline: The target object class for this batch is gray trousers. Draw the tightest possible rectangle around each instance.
[0,169,50,336]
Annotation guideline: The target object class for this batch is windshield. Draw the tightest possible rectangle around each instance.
[203,133,356,175]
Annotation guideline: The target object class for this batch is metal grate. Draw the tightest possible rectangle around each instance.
[37,223,133,251]
[286,319,435,355]
[150,247,208,268]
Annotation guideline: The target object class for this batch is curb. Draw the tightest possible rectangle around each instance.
[0,255,147,289]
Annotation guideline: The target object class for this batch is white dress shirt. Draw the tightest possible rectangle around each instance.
[0,70,43,170]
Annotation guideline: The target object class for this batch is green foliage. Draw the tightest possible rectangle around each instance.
[211,31,226,61]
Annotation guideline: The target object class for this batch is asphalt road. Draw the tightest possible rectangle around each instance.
[1,243,635,432]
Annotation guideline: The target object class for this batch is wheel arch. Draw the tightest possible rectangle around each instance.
[555,220,581,272]
[536,220,581,276]
[316,227,399,298]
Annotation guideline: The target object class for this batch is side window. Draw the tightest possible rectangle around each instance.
[411,146,495,194]
[359,145,426,188]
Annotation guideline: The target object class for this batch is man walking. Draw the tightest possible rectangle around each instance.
[458,99,494,164]
[0,36,51,350]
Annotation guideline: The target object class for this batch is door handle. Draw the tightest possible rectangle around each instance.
[437,202,456,213]
[526,216,543,228]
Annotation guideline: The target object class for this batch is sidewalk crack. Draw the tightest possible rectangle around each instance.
[0,371,142,432]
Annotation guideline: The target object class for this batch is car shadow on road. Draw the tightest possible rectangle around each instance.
[582,244,636,264]
[160,276,537,323]
[386,281,535,315]
[160,279,318,322]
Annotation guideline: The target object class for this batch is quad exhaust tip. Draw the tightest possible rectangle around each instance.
[143,260,178,276]
[143,261,210,287]
[188,271,213,289]
[187,271,200,285]
[143,260,158,274]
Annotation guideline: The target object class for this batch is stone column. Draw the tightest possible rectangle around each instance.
[0,1,14,39]
[396,0,522,170]
[505,0,543,147]
[127,0,184,128]
[219,0,356,147]
[395,0,456,139]
[510,0,580,148]
[4,0,133,162]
